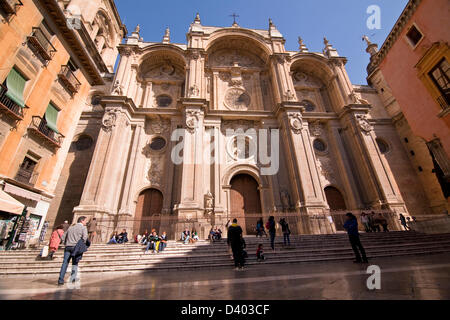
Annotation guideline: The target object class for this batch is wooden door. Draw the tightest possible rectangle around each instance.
[230,174,261,234]
[134,188,163,234]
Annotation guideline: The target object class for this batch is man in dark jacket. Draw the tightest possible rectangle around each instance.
[343,213,368,263]
[227,219,244,270]
[58,216,88,285]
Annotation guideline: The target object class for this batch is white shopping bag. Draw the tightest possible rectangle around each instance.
[40,245,49,258]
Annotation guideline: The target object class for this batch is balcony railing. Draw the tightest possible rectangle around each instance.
[0,0,23,16]
[26,27,57,62]
[437,92,450,111]
[58,65,81,95]
[0,83,27,121]
[28,116,64,148]
[14,167,34,185]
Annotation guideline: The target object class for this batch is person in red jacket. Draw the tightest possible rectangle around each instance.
[48,225,64,260]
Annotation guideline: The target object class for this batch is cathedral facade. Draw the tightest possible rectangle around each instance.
[52,15,436,240]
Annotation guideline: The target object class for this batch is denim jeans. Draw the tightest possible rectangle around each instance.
[58,246,79,284]
[269,231,275,250]
[159,242,166,251]
[145,241,155,252]
[181,234,190,244]
[283,233,290,245]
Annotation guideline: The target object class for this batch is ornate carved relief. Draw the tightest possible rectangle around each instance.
[288,112,303,134]
[292,72,322,88]
[185,109,203,133]
[283,89,296,101]
[147,117,170,135]
[224,88,251,110]
[355,114,373,134]
[145,157,164,187]
[310,121,323,137]
[101,108,120,131]
[188,84,200,97]
[111,80,123,95]
[349,91,370,105]
[209,49,263,68]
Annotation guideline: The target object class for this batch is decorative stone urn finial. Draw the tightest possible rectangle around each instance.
[163,26,170,43]
[134,24,140,34]
[194,12,201,24]
[298,36,308,53]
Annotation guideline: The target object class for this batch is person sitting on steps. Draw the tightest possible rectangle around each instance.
[181,228,190,244]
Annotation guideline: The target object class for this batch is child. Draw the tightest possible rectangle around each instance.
[256,243,265,262]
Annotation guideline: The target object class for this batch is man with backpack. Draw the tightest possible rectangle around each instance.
[279,218,291,246]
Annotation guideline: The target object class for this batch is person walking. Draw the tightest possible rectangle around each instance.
[361,212,371,233]
[227,218,245,270]
[279,218,291,246]
[57,216,89,285]
[370,211,381,232]
[62,220,70,233]
[255,218,267,238]
[343,213,368,264]
[399,214,409,231]
[48,225,64,260]
[87,218,97,243]
[266,216,276,251]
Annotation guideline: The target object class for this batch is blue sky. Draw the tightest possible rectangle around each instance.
[115,0,408,85]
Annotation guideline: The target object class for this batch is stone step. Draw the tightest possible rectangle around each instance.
[1,242,449,271]
[1,246,449,276]
[2,237,449,260]
[3,232,450,254]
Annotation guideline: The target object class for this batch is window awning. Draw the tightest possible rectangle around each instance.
[0,189,25,215]
[5,68,26,108]
[45,103,59,133]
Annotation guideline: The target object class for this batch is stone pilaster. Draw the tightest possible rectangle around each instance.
[277,103,332,234]
[339,105,408,213]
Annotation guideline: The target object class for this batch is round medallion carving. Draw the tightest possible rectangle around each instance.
[224,88,250,110]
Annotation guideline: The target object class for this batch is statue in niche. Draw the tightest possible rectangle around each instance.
[280,189,291,211]
[204,190,214,217]
[112,80,123,95]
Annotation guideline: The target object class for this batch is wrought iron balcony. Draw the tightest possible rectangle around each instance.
[58,65,81,95]
[28,116,64,148]
[26,27,57,62]
[14,167,34,184]
[437,91,450,111]
[0,83,27,121]
[0,0,23,16]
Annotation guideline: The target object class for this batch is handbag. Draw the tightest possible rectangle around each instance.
[40,245,49,258]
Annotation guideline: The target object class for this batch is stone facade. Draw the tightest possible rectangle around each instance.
[0,0,125,244]
[365,0,450,216]
[56,15,440,241]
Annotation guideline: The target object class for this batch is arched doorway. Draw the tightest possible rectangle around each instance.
[324,186,346,210]
[230,174,262,234]
[134,188,163,234]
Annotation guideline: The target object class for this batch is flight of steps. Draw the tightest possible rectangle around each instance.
[0,231,450,277]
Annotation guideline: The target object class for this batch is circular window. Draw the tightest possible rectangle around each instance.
[156,95,172,107]
[301,100,315,112]
[376,138,389,154]
[149,137,166,151]
[313,139,327,152]
[74,135,93,151]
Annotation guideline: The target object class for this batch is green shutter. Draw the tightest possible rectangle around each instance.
[5,68,26,108]
[44,103,59,133]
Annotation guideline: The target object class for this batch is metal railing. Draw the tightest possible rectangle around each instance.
[28,116,64,147]
[26,27,56,62]
[437,93,449,110]
[14,167,33,184]
[0,0,23,15]
[0,83,26,120]
[52,210,403,243]
[58,65,81,95]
